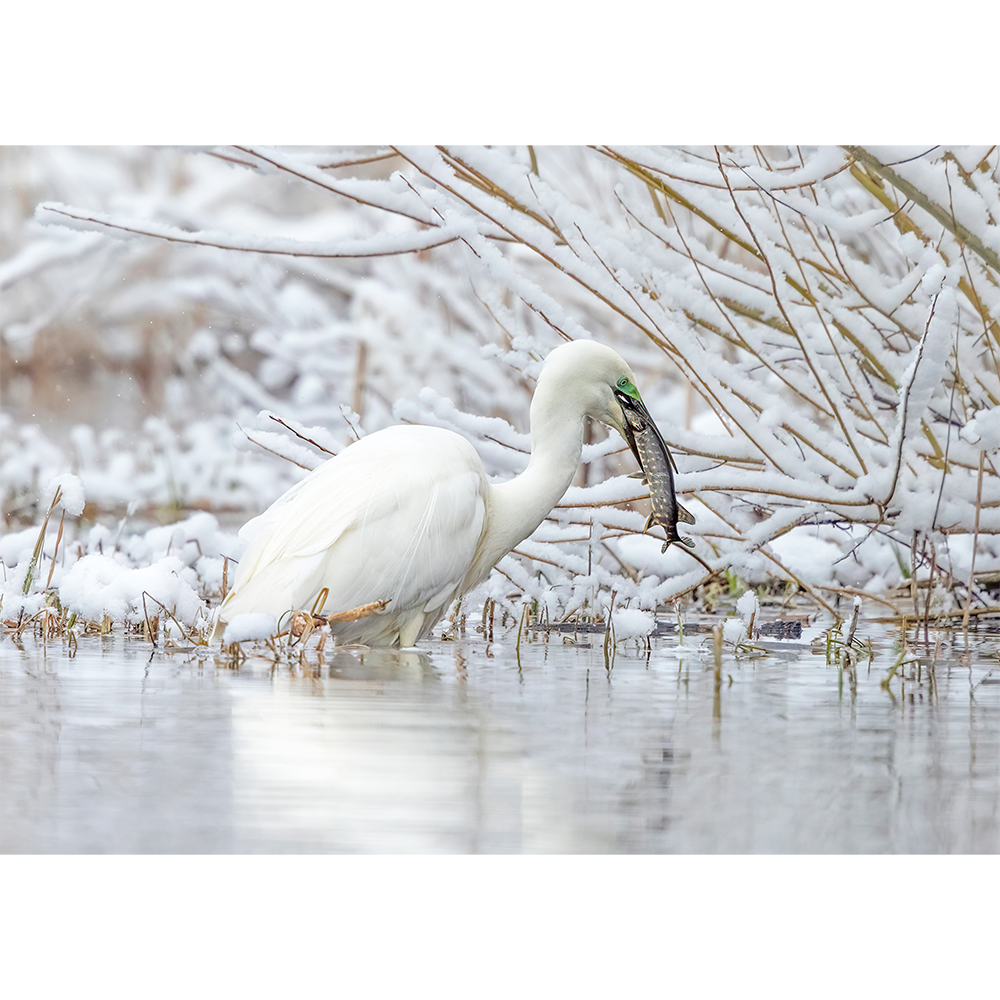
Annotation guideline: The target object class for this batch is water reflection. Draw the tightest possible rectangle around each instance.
[1,621,998,853]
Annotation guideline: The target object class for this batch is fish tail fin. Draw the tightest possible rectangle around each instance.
[661,533,696,553]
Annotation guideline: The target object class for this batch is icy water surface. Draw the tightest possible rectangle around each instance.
[2,618,999,853]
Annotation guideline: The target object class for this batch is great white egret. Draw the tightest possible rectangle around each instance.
[214,339,668,647]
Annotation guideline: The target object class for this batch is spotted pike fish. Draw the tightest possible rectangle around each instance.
[615,392,695,552]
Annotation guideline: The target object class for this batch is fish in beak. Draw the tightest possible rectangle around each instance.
[614,388,695,552]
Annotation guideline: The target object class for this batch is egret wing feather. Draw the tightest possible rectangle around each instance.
[219,426,488,641]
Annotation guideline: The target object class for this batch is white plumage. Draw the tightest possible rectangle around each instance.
[214,339,661,647]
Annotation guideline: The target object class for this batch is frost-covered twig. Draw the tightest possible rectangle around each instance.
[36,202,460,258]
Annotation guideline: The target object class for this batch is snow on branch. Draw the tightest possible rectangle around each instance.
[35,202,460,258]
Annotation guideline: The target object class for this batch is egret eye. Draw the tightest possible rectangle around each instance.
[617,377,629,389]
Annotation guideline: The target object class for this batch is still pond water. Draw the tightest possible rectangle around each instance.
[2,616,998,853]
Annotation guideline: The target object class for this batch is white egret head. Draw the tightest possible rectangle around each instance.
[532,339,653,470]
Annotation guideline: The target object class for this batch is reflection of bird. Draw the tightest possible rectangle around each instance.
[214,340,665,647]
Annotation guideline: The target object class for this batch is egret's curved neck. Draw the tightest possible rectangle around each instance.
[482,385,588,565]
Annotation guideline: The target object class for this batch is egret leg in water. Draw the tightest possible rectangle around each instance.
[214,340,669,648]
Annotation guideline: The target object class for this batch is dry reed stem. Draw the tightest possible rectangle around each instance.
[23,486,62,598]
[963,451,986,633]
[44,508,66,592]
[140,591,202,645]
[843,146,1000,274]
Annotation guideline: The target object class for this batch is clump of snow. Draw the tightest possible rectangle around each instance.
[736,591,760,620]
[612,607,655,640]
[0,502,238,629]
[58,552,202,625]
[46,473,86,516]
[722,619,745,643]
[960,407,1000,452]
[2,592,49,622]
[767,532,842,585]
[0,527,41,568]
[222,613,278,644]
[722,591,761,645]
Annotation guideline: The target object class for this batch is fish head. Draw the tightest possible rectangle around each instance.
[613,380,654,472]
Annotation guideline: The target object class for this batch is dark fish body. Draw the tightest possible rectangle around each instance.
[618,396,695,552]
